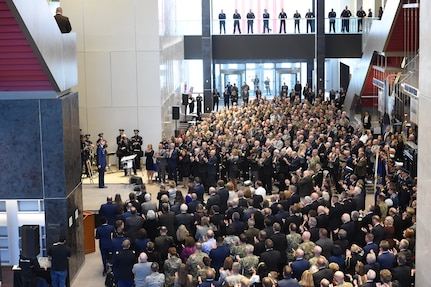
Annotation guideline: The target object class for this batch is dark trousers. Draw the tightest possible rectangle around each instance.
[342,19,350,32]
[133,155,141,174]
[263,20,270,33]
[213,98,219,111]
[100,247,111,272]
[247,21,253,33]
[168,165,177,183]
[307,20,312,33]
[294,21,300,33]
[98,166,105,187]
[234,20,241,34]
[358,19,363,31]
[220,21,225,34]
[279,20,286,33]
[329,21,335,32]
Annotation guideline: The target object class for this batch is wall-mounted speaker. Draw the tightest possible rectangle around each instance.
[172,106,180,120]
[21,225,40,258]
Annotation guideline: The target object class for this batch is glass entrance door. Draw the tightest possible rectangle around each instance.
[222,72,243,91]
[276,68,300,96]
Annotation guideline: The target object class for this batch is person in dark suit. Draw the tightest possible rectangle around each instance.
[194,177,205,203]
[175,204,194,232]
[96,216,115,276]
[278,265,300,287]
[209,237,230,271]
[167,143,178,183]
[207,149,218,188]
[198,268,222,287]
[154,226,175,262]
[124,207,144,243]
[259,239,281,273]
[312,258,333,287]
[99,196,118,226]
[376,240,395,270]
[291,249,311,280]
[362,233,379,262]
[279,8,287,33]
[391,254,412,287]
[97,139,107,188]
[216,180,229,213]
[270,223,288,264]
[218,9,226,34]
[158,203,175,236]
[54,7,72,33]
[206,187,220,212]
[315,228,334,259]
[233,9,241,34]
[112,240,135,287]
[361,269,377,287]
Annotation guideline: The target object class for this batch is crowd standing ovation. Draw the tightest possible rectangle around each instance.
[97,87,417,287]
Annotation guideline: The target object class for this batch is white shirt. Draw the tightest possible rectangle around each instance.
[255,186,266,199]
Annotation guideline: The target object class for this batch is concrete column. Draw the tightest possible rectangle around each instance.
[315,0,325,91]
[416,0,431,285]
[202,0,213,113]
[0,92,84,280]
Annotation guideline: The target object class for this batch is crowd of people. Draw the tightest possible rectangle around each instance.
[96,87,417,287]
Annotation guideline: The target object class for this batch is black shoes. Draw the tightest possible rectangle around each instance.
[99,186,108,188]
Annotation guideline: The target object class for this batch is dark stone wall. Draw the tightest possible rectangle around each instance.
[0,92,84,282]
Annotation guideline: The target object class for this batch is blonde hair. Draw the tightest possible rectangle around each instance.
[298,270,314,287]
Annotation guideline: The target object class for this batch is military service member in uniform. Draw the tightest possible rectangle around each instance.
[112,240,135,287]
[131,129,143,175]
[164,247,182,287]
[143,262,165,287]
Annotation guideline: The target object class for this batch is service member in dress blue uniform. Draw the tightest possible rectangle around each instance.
[218,9,226,34]
[263,9,270,33]
[97,139,107,188]
[131,129,143,175]
[233,9,241,34]
[112,240,136,287]
[279,8,287,33]
[246,9,255,34]
[96,216,115,276]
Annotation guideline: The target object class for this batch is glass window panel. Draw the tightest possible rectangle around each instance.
[0,238,8,248]
[18,201,39,211]
[0,201,5,212]
[1,249,9,262]
[0,227,7,237]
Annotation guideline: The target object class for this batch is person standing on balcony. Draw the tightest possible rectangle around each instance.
[305,8,315,33]
[341,6,352,33]
[263,9,271,33]
[279,8,287,33]
[328,8,336,33]
[233,9,242,34]
[357,7,366,32]
[218,10,226,34]
[293,10,301,33]
[378,7,384,20]
[54,7,72,33]
[247,9,255,34]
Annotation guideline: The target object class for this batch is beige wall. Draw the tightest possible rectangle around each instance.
[62,0,183,154]
[416,0,431,285]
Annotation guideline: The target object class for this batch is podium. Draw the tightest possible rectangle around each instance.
[83,211,95,254]
[121,154,137,176]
